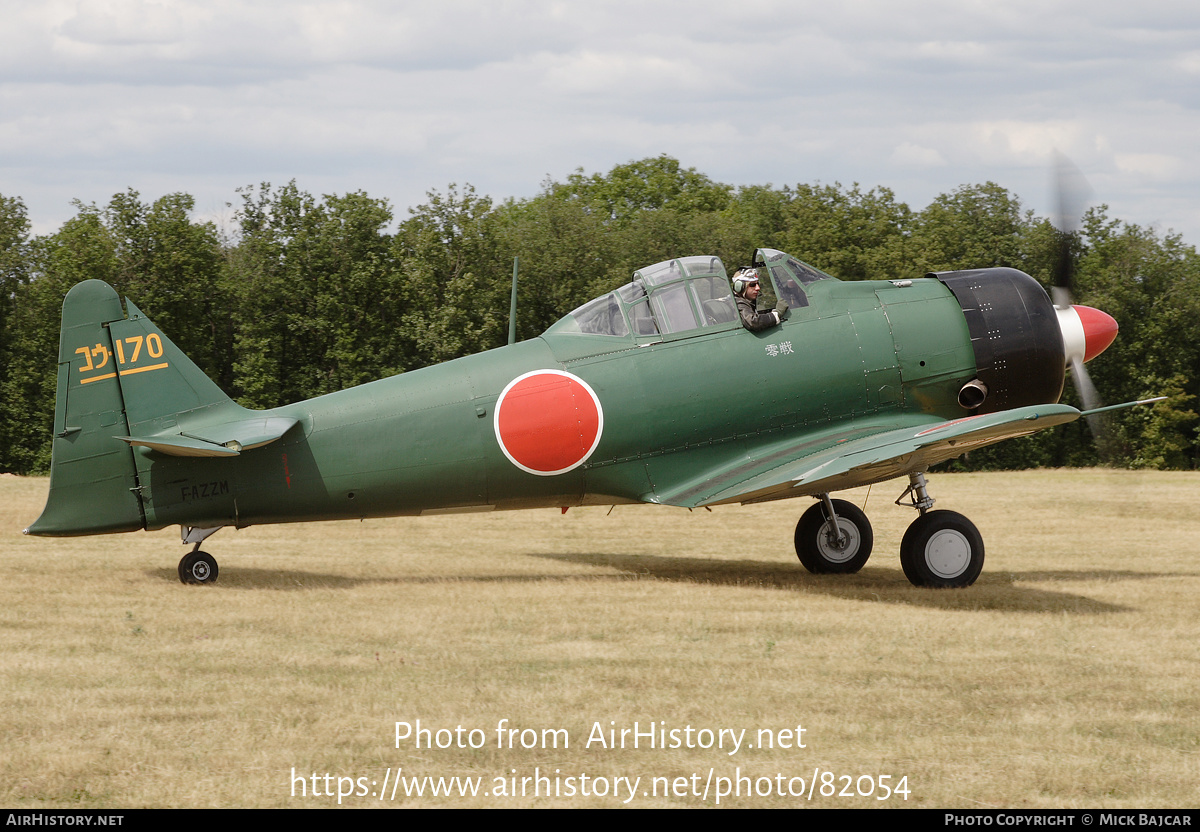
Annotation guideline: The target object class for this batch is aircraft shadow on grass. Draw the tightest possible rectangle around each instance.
[147,566,608,591]
[530,552,1161,614]
[149,555,1193,615]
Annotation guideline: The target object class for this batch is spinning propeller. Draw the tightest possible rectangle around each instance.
[1048,154,1120,449]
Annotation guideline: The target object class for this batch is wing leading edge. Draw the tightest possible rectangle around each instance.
[651,404,1082,508]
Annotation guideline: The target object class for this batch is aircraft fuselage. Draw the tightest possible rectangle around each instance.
[136,276,976,530]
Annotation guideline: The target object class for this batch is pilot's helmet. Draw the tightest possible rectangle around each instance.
[733,268,760,295]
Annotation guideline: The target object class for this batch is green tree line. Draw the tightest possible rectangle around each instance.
[1,155,1196,474]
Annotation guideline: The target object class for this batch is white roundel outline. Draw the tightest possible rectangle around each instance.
[493,369,605,477]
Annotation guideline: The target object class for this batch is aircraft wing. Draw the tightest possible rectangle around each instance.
[651,404,1082,508]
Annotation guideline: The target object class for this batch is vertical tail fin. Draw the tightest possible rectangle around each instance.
[26,281,145,535]
[26,280,242,536]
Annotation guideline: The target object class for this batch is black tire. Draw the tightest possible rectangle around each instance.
[794,499,873,574]
[900,511,984,588]
[178,551,219,585]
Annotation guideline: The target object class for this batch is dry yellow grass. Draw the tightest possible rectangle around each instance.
[2,470,1198,808]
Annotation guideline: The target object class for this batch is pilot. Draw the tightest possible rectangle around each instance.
[733,268,788,332]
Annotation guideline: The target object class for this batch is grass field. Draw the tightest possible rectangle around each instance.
[2,469,1198,808]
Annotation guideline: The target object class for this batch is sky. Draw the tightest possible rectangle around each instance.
[2,0,1198,246]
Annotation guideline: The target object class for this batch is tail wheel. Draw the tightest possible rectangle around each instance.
[179,551,219,585]
[900,511,983,588]
[794,499,873,574]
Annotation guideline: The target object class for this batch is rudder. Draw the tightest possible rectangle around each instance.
[26,280,245,536]
[26,281,145,535]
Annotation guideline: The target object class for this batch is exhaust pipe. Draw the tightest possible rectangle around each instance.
[958,379,988,410]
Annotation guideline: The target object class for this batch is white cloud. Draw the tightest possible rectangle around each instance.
[56,0,199,48]
[970,121,1084,164]
[1113,153,1182,181]
[536,49,705,99]
[1176,51,1200,74]
[914,40,992,62]
[891,143,947,168]
[0,0,1197,241]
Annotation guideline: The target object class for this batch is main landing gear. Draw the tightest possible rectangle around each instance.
[794,495,873,574]
[793,472,984,588]
[178,525,223,585]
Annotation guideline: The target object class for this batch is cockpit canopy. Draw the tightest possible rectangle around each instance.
[754,247,835,306]
[546,249,835,339]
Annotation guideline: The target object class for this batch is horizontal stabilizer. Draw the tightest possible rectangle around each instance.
[118,434,240,457]
[118,415,299,457]
[182,415,299,450]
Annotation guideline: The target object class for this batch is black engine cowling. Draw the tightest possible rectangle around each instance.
[931,268,1065,414]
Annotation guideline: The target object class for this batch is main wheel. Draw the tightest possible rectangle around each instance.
[794,499,873,574]
[178,551,219,585]
[900,511,984,588]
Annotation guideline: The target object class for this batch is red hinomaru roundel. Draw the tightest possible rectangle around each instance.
[493,370,604,476]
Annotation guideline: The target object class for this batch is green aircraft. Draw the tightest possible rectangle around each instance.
[26,247,1129,588]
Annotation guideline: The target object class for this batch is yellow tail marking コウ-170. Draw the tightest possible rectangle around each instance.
[76,333,168,384]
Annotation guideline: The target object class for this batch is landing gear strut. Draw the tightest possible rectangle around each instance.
[794,495,873,574]
[896,472,984,588]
